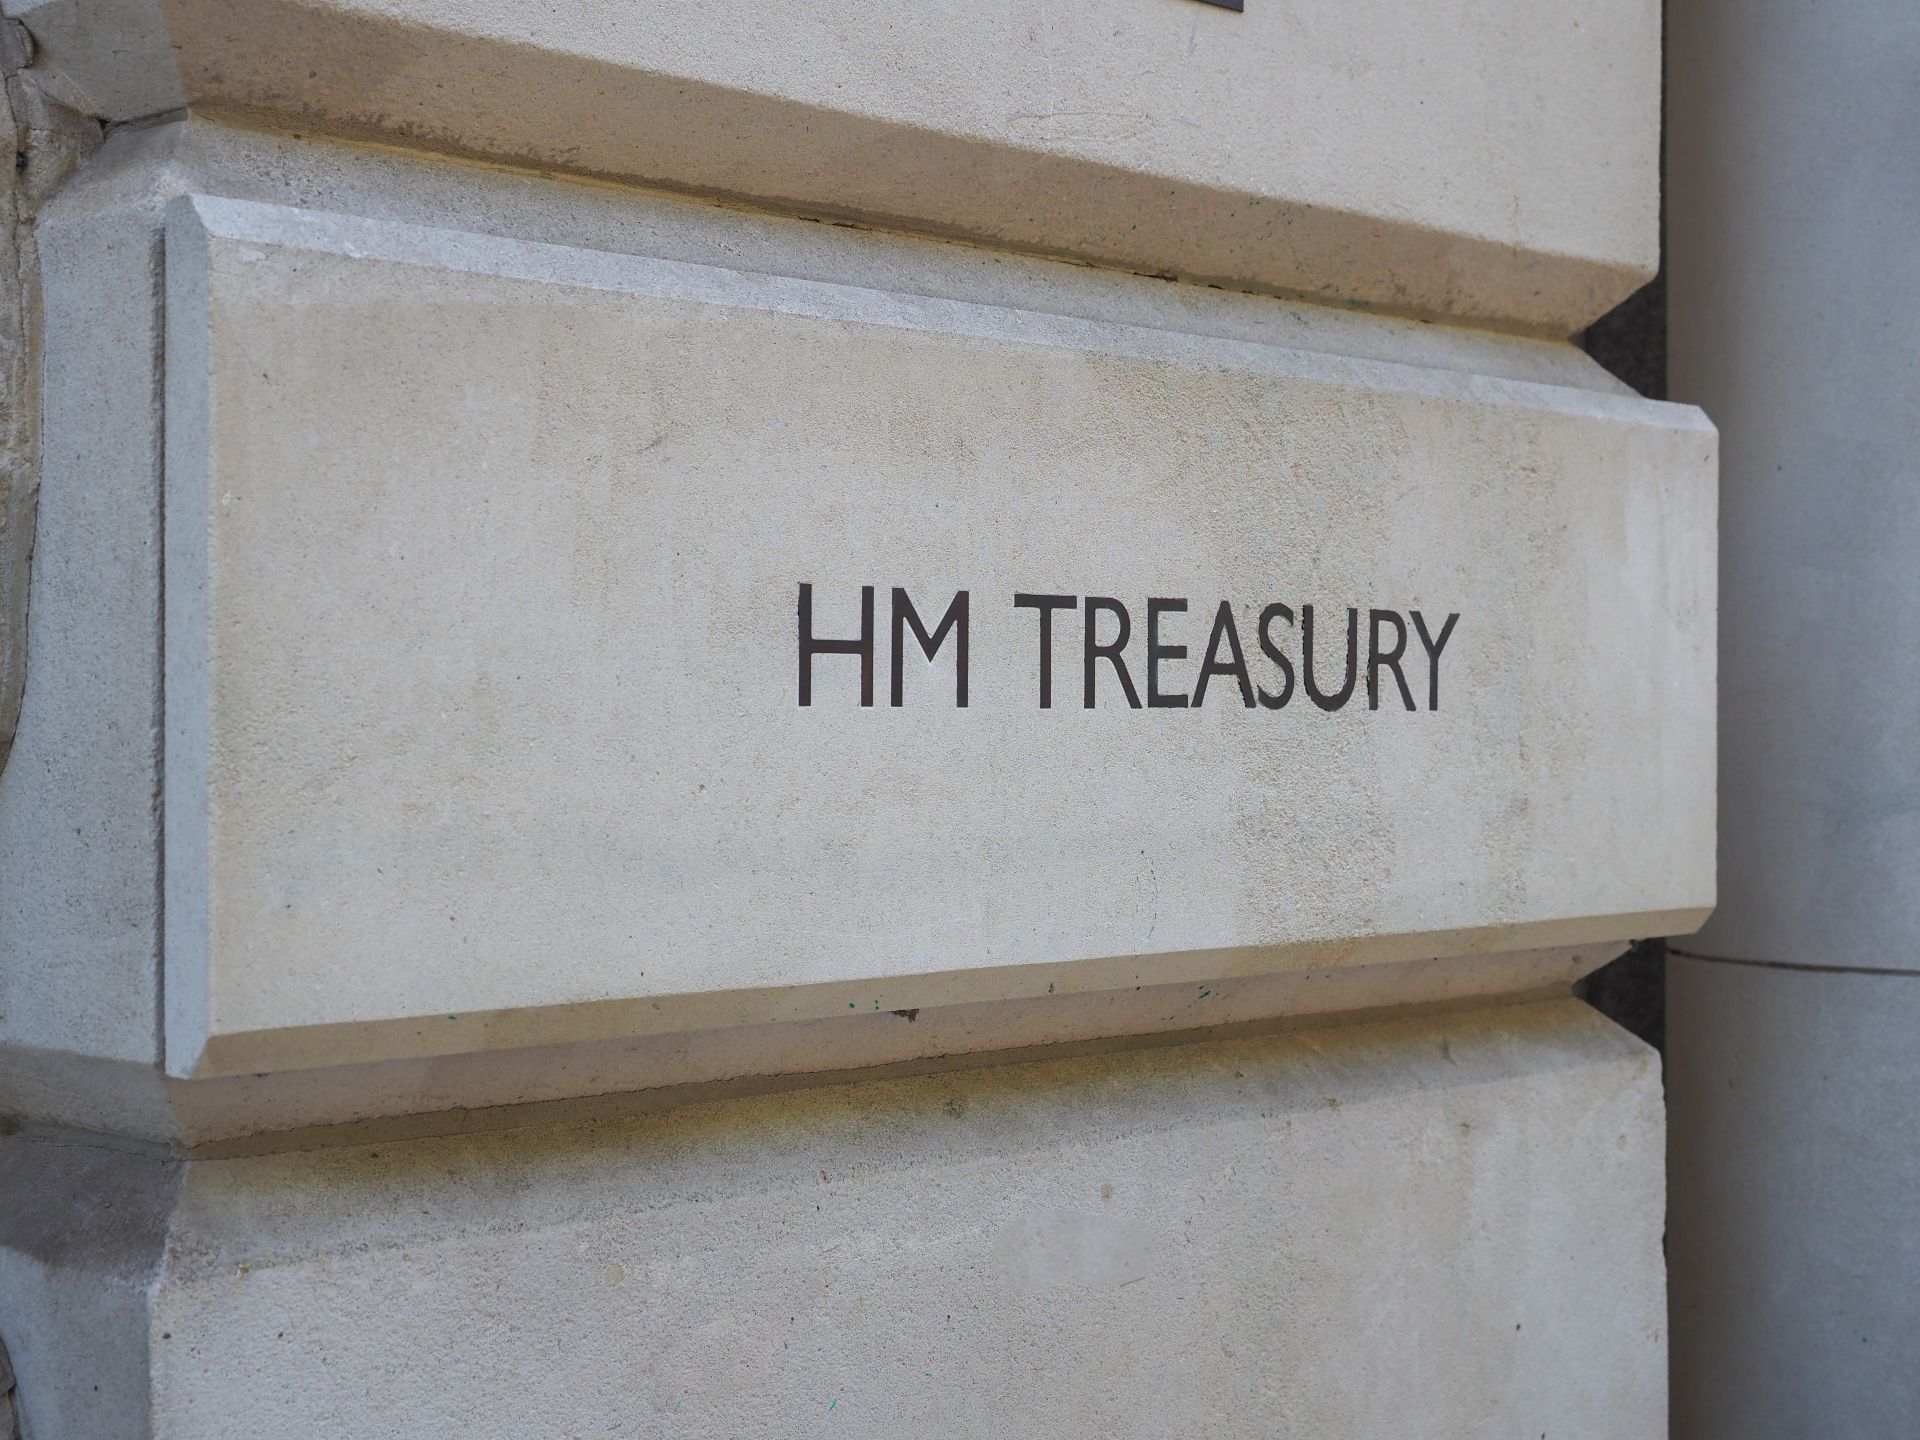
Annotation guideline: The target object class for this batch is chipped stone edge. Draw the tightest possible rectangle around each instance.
[1,19,99,776]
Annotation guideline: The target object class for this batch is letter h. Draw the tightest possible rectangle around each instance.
[798,583,875,706]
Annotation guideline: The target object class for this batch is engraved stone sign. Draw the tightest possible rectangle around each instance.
[160,195,1715,1075]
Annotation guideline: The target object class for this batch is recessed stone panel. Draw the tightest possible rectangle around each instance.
[161,194,1715,1076]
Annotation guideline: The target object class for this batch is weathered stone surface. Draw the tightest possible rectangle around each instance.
[0,1134,177,1440]
[0,999,1668,1440]
[0,73,146,1069]
[0,117,1638,1086]
[150,190,1713,1077]
[0,48,32,782]
[0,43,100,777]
[5,0,1660,332]
[0,122,1709,1135]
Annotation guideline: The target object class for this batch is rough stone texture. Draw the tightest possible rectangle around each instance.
[4,0,1660,333]
[0,1135,178,1440]
[0,31,31,778]
[0,93,160,1067]
[1,998,1667,1440]
[1667,956,1920,1439]
[154,189,1714,1079]
[0,29,99,775]
[0,1329,16,1440]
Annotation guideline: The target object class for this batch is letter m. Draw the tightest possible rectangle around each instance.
[892,588,969,707]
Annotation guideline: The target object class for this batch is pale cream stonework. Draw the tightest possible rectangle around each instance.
[7,0,1659,333]
[157,191,1712,1079]
[1,119,1713,1126]
[0,2,1699,1434]
[1,1001,1667,1440]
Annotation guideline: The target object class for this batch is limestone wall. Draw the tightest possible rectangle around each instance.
[0,4,1705,1435]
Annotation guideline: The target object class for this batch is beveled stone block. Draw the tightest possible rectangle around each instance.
[0,1000,1669,1440]
[158,193,1715,1077]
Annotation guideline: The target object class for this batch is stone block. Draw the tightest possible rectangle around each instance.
[0,122,1712,1137]
[6,0,1660,331]
[152,189,1713,1078]
[0,998,1668,1439]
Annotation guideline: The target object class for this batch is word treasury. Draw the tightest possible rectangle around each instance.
[798,585,1461,712]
